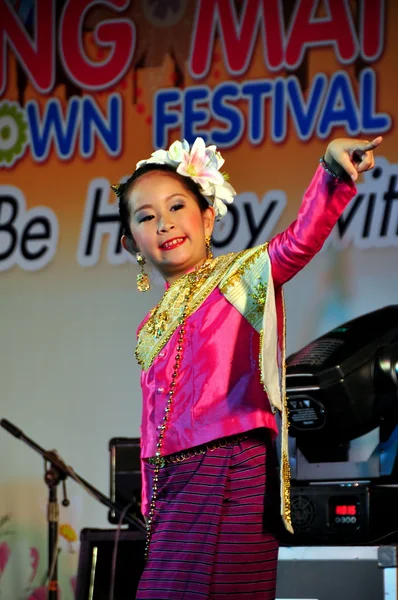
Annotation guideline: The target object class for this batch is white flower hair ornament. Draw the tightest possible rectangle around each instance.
[136,137,236,220]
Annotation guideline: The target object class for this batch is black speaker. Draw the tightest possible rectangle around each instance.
[75,528,145,600]
[108,437,143,524]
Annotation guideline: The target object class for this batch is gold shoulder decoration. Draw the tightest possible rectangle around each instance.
[219,243,270,332]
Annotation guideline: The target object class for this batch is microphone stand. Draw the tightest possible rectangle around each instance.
[1,419,146,600]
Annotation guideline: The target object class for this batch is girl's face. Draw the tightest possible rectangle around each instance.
[125,172,215,284]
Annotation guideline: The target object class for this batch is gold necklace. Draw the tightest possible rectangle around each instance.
[144,260,214,560]
[143,260,213,340]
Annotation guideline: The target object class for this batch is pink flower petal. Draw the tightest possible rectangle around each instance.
[196,167,224,185]
[190,137,206,156]
[0,541,11,575]
[30,547,40,582]
[189,138,207,167]
[28,587,50,600]
[176,163,191,177]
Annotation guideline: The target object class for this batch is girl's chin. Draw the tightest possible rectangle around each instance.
[158,255,205,274]
[160,250,189,262]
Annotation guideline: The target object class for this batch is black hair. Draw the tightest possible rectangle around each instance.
[117,163,209,244]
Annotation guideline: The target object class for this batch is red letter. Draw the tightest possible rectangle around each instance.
[189,0,284,79]
[286,0,358,67]
[360,0,385,61]
[0,0,54,95]
[60,0,135,90]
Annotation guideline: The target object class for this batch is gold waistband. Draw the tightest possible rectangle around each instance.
[147,433,249,468]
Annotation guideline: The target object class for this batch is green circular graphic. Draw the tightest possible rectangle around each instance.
[0,102,28,166]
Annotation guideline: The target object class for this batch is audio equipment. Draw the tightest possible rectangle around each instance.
[75,528,145,599]
[108,437,143,525]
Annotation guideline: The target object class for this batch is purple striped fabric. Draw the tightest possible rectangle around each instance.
[136,430,280,599]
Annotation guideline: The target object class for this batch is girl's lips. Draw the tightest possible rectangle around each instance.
[159,237,187,251]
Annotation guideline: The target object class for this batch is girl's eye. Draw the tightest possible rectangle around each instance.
[171,203,184,211]
[138,214,154,223]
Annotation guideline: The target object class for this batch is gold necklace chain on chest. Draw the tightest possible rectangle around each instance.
[143,260,215,560]
[142,260,215,341]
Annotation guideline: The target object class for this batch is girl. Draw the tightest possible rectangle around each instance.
[113,135,382,599]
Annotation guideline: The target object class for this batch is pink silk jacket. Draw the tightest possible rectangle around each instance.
[138,165,356,516]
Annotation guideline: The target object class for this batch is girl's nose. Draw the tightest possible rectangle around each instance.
[157,217,175,234]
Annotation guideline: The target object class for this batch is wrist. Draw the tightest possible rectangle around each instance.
[320,155,351,182]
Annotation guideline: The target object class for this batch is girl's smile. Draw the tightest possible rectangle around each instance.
[159,236,187,251]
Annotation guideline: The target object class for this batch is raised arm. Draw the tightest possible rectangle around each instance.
[269,137,383,288]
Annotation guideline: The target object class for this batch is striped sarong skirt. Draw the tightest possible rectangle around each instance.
[136,429,280,599]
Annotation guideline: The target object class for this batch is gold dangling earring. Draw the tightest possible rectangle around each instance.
[136,252,150,292]
[205,235,214,259]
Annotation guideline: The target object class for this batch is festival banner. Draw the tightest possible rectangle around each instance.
[1,1,397,597]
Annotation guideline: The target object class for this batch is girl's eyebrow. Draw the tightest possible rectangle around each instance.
[134,203,153,214]
[165,192,187,201]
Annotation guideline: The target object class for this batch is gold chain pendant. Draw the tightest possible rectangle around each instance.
[144,265,213,560]
[144,294,191,560]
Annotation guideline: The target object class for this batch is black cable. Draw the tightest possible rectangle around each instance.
[108,501,137,600]
[357,529,398,546]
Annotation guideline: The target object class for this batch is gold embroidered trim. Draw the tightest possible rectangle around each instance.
[258,329,265,385]
[251,281,268,314]
[147,310,170,338]
[218,244,268,295]
[219,243,270,332]
[280,288,293,532]
[282,450,292,526]
[135,254,238,370]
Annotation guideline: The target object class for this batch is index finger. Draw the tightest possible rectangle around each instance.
[357,136,383,152]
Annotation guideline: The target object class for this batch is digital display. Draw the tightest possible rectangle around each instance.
[335,505,357,516]
[329,496,360,527]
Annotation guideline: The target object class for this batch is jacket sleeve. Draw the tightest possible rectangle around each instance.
[268,164,356,288]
